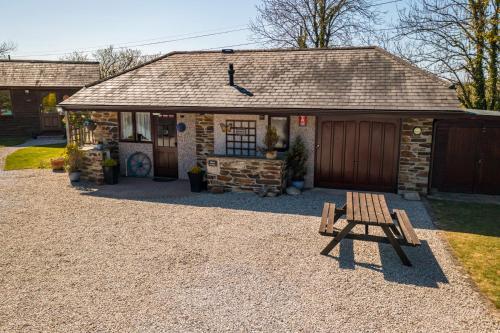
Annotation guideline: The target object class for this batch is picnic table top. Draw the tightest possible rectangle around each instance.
[346,192,393,226]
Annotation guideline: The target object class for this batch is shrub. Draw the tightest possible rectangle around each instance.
[63,143,83,173]
[102,158,118,167]
[189,166,202,174]
[286,136,308,181]
[263,126,279,152]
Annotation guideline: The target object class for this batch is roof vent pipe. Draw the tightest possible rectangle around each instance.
[228,63,235,86]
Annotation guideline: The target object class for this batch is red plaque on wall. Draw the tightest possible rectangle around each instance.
[298,116,307,127]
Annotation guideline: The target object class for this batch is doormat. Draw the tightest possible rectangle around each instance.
[153,177,177,182]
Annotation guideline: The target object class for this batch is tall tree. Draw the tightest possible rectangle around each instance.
[60,46,160,79]
[486,0,499,110]
[0,41,16,59]
[250,0,381,48]
[93,46,160,78]
[394,0,499,110]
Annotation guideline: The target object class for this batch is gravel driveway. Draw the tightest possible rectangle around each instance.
[0,170,498,332]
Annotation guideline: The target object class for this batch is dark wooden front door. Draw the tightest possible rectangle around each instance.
[315,117,400,192]
[432,119,500,194]
[153,114,178,178]
[40,113,62,131]
[39,91,63,132]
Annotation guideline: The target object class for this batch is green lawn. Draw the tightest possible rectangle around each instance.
[4,143,66,170]
[0,137,28,148]
[429,199,500,308]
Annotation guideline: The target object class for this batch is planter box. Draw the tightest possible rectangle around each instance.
[188,171,204,192]
[103,165,119,185]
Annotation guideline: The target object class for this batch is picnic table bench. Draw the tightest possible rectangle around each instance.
[319,192,421,266]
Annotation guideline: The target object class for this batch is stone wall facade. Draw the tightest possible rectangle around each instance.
[80,146,105,185]
[289,115,316,188]
[398,118,434,194]
[91,112,119,143]
[206,156,286,194]
[195,114,214,169]
[118,142,154,177]
[176,113,197,180]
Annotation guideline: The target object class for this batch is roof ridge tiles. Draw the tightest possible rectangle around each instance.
[0,59,99,65]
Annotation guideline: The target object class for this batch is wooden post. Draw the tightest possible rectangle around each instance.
[64,111,70,144]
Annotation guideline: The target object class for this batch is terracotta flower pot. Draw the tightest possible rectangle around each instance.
[266,151,277,159]
[50,158,65,171]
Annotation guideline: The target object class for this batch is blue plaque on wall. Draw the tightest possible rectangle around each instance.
[176,122,186,132]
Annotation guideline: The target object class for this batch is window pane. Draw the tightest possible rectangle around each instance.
[226,119,256,156]
[120,112,134,140]
[41,92,58,113]
[270,117,289,150]
[136,112,151,142]
[0,90,13,116]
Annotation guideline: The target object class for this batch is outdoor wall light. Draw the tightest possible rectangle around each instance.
[219,123,232,133]
[413,127,422,135]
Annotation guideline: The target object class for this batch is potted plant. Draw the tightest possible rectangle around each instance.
[286,136,308,190]
[64,143,83,182]
[187,165,204,192]
[83,118,97,131]
[102,158,119,185]
[263,125,279,159]
[50,157,65,171]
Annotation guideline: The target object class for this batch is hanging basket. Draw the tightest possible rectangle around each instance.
[83,119,97,131]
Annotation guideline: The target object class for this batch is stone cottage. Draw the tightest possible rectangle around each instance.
[59,47,500,195]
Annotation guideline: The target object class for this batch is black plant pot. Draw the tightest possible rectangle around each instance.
[103,165,119,185]
[188,171,204,192]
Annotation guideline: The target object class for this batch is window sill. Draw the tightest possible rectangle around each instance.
[119,140,153,144]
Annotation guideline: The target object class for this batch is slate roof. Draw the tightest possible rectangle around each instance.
[61,47,461,112]
[0,59,100,88]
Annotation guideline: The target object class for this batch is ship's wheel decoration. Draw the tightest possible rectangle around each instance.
[127,152,152,177]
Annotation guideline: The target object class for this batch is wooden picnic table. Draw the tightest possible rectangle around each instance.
[319,192,421,266]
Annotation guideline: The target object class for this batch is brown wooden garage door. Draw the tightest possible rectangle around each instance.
[315,117,400,192]
[431,119,500,194]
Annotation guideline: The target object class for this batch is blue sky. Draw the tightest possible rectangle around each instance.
[2,0,407,60]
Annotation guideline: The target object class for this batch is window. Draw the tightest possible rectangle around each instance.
[226,120,256,156]
[156,115,177,148]
[0,90,13,116]
[120,112,134,140]
[119,112,152,142]
[269,116,289,151]
[136,112,151,142]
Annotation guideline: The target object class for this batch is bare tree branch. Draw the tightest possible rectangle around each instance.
[61,47,160,79]
[0,41,16,59]
[59,51,90,62]
[250,0,381,48]
[389,0,499,110]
